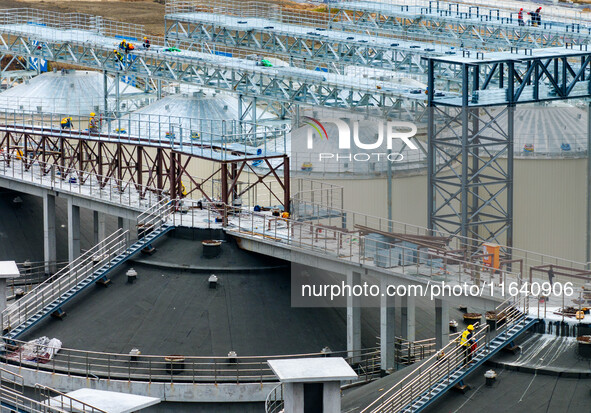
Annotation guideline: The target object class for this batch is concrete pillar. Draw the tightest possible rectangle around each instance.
[323,381,341,413]
[43,193,56,274]
[435,298,450,350]
[0,279,6,313]
[118,216,133,243]
[347,270,362,363]
[94,211,107,246]
[380,277,396,371]
[93,210,99,245]
[67,198,80,263]
[284,383,304,413]
[401,294,416,342]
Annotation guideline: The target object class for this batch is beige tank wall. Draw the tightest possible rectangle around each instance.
[315,158,588,262]
[513,158,586,262]
[324,174,428,228]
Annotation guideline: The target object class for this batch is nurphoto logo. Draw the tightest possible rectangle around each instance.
[300,116,418,162]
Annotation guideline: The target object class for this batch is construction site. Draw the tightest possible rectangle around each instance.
[0,0,588,411]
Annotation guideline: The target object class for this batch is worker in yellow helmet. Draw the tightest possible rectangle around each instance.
[459,324,475,365]
[60,116,73,130]
[88,112,98,134]
[142,36,150,49]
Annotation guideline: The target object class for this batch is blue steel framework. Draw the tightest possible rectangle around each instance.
[427,48,591,253]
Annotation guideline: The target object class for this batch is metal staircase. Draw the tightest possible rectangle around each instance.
[1,199,173,340]
[362,295,538,413]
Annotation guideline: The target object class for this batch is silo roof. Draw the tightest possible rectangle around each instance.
[112,91,275,142]
[0,70,143,115]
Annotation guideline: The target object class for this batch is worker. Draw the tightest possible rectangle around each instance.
[536,7,542,25]
[142,36,150,49]
[459,324,475,365]
[518,8,524,26]
[113,49,125,69]
[119,40,134,54]
[60,116,73,130]
[88,112,98,134]
[528,9,538,27]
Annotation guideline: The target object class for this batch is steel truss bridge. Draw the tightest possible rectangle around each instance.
[330,1,591,50]
[0,9,431,122]
[167,0,591,56]
[0,114,290,209]
[164,11,453,77]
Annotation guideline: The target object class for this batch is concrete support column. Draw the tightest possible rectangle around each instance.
[283,383,304,413]
[380,277,396,372]
[435,298,450,350]
[118,217,133,243]
[93,211,99,245]
[323,381,341,413]
[43,193,56,274]
[0,279,7,313]
[67,198,80,263]
[347,270,362,363]
[93,211,107,246]
[401,294,416,342]
[117,216,131,232]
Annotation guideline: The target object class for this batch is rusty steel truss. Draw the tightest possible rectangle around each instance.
[0,125,290,210]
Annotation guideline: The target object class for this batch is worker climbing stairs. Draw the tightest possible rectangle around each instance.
[361,295,538,413]
[1,200,174,340]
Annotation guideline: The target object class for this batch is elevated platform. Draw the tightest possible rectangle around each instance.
[332,1,591,48]
[165,11,453,74]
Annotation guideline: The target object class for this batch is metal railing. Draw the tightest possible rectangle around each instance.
[0,8,145,41]
[0,387,69,413]
[0,367,103,413]
[0,109,289,157]
[35,384,107,413]
[292,179,344,212]
[394,333,461,366]
[0,94,151,117]
[287,200,591,288]
[1,341,379,385]
[265,383,284,413]
[7,260,69,296]
[0,153,163,211]
[224,203,526,297]
[0,366,24,394]
[137,197,172,233]
[362,294,530,413]
[1,228,129,333]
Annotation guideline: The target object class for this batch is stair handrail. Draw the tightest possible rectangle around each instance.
[362,323,491,413]
[1,197,175,336]
[35,383,108,413]
[0,366,24,394]
[137,197,172,235]
[1,229,129,333]
[0,386,69,413]
[265,383,284,413]
[137,197,169,224]
[362,295,530,413]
